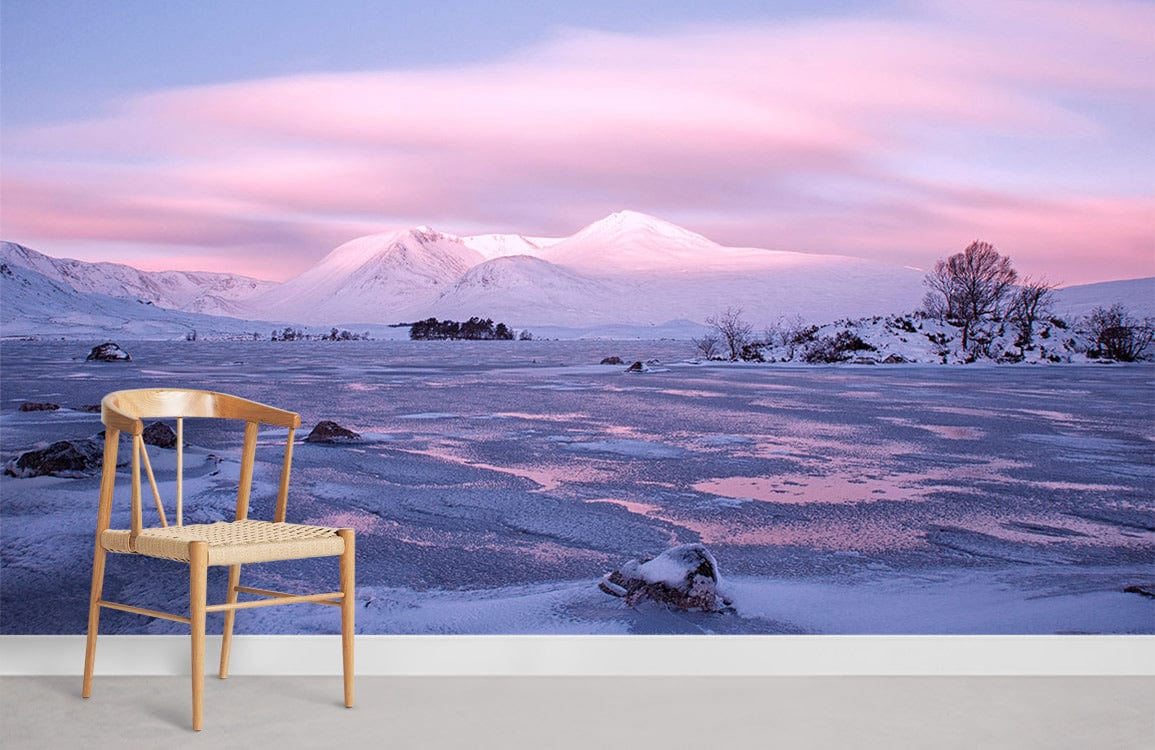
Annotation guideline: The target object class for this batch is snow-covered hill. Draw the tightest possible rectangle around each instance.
[743,305,1152,365]
[1052,277,1155,320]
[0,260,273,339]
[541,210,729,273]
[248,227,484,324]
[428,255,621,325]
[0,242,273,316]
[5,212,1152,335]
[424,211,930,327]
[460,233,556,260]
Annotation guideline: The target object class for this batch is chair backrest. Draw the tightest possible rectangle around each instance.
[97,389,302,547]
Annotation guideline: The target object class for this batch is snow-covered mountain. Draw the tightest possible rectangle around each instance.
[0,259,272,338]
[248,227,484,324]
[428,255,620,325]
[5,212,1152,335]
[460,233,557,260]
[0,242,273,316]
[541,210,758,274]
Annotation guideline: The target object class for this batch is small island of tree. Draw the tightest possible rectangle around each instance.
[409,316,515,340]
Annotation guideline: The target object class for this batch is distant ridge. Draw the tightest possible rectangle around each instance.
[3,214,1153,334]
[0,242,272,317]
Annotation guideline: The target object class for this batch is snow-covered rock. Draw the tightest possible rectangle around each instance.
[305,420,361,443]
[142,421,178,449]
[19,402,60,412]
[599,543,731,612]
[86,342,131,361]
[5,439,104,478]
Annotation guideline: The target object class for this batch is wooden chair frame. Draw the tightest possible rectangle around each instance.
[81,388,354,730]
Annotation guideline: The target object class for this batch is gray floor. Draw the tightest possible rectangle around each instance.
[1,676,1152,749]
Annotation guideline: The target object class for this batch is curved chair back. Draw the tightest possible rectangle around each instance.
[98,388,302,538]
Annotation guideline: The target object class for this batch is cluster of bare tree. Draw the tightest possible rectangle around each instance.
[923,240,1152,361]
[695,239,1152,363]
[923,240,1057,354]
[695,307,815,361]
[1083,303,1155,362]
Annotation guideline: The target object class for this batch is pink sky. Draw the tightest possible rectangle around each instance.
[2,1,1152,283]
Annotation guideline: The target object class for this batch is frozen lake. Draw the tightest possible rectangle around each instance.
[1,339,1152,635]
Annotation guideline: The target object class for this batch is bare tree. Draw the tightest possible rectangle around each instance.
[706,307,752,361]
[1007,276,1057,352]
[692,333,720,359]
[923,240,1017,352]
[1085,304,1155,361]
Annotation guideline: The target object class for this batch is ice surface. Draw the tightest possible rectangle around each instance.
[1,340,1151,635]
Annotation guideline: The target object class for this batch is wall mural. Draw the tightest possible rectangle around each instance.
[1,1,1152,637]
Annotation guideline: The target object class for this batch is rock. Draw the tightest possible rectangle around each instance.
[78,404,103,413]
[625,360,651,373]
[4,439,104,478]
[1123,585,1155,599]
[305,420,361,443]
[850,356,878,365]
[599,543,731,612]
[86,342,131,361]
[142,421,179,449]
[600,356,625,365]
[882,354,907,364]
[19,402,60,412]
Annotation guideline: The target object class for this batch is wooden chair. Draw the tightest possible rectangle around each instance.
[81,388,355,730]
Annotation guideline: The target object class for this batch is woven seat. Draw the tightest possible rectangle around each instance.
[101,519,346,566]
[82,388,355,731]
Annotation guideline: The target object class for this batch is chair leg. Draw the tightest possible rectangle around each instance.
[81,543,108,698]
[189,541,208,731]
[219,564,242,679]
[338,529,355,708]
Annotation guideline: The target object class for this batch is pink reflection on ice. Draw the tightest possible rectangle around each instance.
[400,446,614,492]
[693,474,923,504]
[951,514,1151,548]
[585,497,663,515]
[308,509,395,536]
[880,416,985,440]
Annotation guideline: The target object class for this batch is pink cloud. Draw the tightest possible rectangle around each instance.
[3,0,1151,283]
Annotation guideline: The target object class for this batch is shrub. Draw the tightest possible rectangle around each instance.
[802,330,876,363]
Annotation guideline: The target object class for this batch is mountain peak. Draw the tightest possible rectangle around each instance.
[577,210,702,239]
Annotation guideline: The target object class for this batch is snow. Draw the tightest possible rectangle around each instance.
[1,339,1151,636]
[748,309,1153,364]
[7,218,1152,333]
[0,241,273,317]
[0,212,925,330]
[0,260,278,339]
[245,228,485,324]
[460,233,553,259]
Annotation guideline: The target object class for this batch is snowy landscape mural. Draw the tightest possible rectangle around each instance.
[1,1,1153,636]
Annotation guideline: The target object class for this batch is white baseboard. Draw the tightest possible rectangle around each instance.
[2,635,1153,676]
